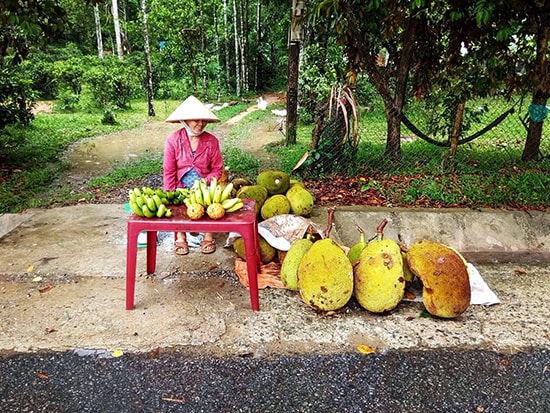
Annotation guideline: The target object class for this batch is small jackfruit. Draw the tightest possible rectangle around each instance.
[280,238,313,290]
[406,240,470,318]
[261,194,291,220]
[297,238,353,311]
[353,238,405,313]
[236,185,269,217]
[233,235,276,264]
[256,170,290,195]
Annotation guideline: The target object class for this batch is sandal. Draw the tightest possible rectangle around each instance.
[174,240,189,255]
[200,239,216,254]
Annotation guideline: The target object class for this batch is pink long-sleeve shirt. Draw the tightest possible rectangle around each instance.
[162,127,223,191]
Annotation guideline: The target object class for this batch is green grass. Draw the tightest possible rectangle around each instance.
[1,97,548,213]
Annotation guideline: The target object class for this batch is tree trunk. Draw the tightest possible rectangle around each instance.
[93,4,104,60]
[199,3,207,101]
[139,0,154,117]
[254,0,261,90]
[223,0,231,96]
[239,0,249,93]
[111,0,123,60]
[522,22,550,161]
[214,6,221,101]
[286,40,299,145]
[232,0,241,96]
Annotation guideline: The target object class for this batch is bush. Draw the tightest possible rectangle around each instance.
[85,57,141,109]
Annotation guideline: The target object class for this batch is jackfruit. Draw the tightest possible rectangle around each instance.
[280,238,313,291]
[406,240,470,318]
[286,187,314,216]
[236,185,269,217]
[261,194,291,220]
[297,238,353,311]
[257,170,291,195]
[353,238,405,313]
[233,235,276,264]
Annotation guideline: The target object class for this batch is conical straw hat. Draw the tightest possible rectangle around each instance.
[166,95,220,123]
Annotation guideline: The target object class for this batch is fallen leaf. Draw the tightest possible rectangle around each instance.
[161,397,185,403]
[111,349,123,358]
[35,371,49,379]
[150,347,159,359]
[27,265,34,272]
[32,276,42,282]
[356,344,375,354]
[39,284,53,293]
[514,268,527,274]
[44,328,56,334]
[404,291,416,300]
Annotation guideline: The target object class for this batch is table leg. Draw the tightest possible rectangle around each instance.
[126,224,139,310]
[146,231,157,274]
[242,228,260,311]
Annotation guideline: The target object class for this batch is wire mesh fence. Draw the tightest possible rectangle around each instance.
[296,95,549,176]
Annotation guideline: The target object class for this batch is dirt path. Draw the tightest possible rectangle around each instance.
[63,92,286,186]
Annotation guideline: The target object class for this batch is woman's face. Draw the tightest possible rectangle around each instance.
[186,119,207,135]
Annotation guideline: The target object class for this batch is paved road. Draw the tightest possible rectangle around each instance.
[2,347,549,412]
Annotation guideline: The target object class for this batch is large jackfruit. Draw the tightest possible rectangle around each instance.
[297,238,353,311]
[406,240,470,318]
[256,170,290,195]
[280,238,313,291]
[353,238,405,313]
[236,185,269,217]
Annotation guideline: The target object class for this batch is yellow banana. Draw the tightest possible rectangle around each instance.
[222,197,240,210]
[194,187,204,205]
[189,190,197,205]
[212,185,223,203]
[220,182,234,202]
[225,201,244,213]
[129,200,145,216]
[164,209,172,218]
[142,204,155,218]
[209,177,217,199]
[202,184,211,206]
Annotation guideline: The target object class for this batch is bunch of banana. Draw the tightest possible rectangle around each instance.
[128,187,172,218]
[187,178,244,213]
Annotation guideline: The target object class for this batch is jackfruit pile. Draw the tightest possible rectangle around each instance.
[234,170,314,221]
[279,218,471,318]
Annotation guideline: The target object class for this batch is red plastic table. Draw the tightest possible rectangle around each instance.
[126,199,261,310]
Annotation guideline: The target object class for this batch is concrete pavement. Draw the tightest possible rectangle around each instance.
[0,204,548,356]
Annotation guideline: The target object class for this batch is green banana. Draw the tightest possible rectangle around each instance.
[146,196,157,213]
[142,204,155,218]
[135,195,145,208]
[152,194,163,209]
[225,200,244,212]
[222,197,240,210]
[129,201,145,216]
[220,182,234,202]
[156,203,167,218]
[133,188,142,197]
[189,190,197,205]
